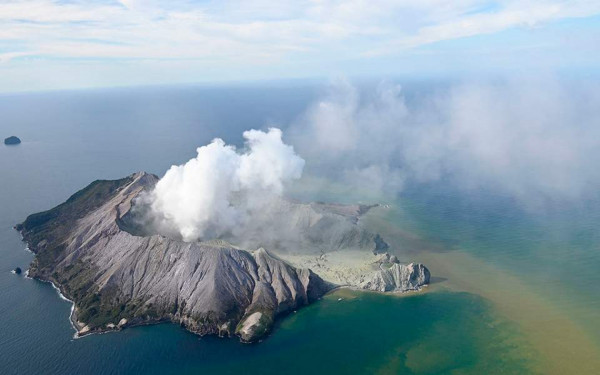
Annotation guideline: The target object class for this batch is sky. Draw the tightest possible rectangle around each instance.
[1,0,599,92]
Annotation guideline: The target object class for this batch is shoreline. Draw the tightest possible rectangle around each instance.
[17,234,87,339]
[17,232,83,338]
[30,262,428,342]
[25,271,81,339]
[15,212,429,343]
[37,272,428,341]
[30,272,132,339]
[326,284,429,300]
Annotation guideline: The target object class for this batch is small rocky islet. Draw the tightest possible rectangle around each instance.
[16,172,430,342]
[4,136,21,145]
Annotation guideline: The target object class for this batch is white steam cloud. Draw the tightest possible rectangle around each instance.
[150,128,304,241]
[290,77,600,205]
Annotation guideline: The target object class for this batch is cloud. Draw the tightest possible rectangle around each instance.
[290,77,600,205]
[367,1,600,55]
[148,127,304,241]
[1,1,599,66]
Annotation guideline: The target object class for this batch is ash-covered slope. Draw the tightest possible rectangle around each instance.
[17,172,331,342]
[221,198,382,254]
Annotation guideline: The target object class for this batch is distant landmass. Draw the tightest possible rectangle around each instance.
[16,172,429,342]
[4,136,21,145]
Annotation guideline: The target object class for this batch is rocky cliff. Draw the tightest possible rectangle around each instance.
[361,262,430,292]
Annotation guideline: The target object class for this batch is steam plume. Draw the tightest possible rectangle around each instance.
[290,77,600,205]
[150,128,304,241]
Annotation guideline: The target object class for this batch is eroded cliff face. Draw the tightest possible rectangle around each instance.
[17,171,429,342]
[18,172,331,342]
[360,263,430,292]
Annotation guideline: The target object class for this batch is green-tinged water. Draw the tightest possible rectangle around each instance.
[186,290,534,375]
[360,186,600,374]
[399,186,600,342]
[1,85,598,374]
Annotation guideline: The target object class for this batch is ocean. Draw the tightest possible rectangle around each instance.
[1,82,598,374]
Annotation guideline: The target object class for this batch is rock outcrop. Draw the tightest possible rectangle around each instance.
[282,250,430,293]
[360,263,430,292]
[4,136,21,145]
[17,172,331,342]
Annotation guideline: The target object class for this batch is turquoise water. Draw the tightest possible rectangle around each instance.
[394,184,600,346]
[0,84,597,374]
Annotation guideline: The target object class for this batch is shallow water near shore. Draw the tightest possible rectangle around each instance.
[1,84,599,374]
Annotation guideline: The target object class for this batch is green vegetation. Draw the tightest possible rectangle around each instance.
[18,176,136,328]
[18,176,133,274]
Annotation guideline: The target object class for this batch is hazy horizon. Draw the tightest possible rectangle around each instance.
[2,1,600,92]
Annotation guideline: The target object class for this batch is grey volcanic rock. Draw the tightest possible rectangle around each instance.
[4,136,21,145]
[12,267,22,274]
[18,172,332,342]
[360,263,430,292]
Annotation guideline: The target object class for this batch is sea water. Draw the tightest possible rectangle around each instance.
[0,83,598,374]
